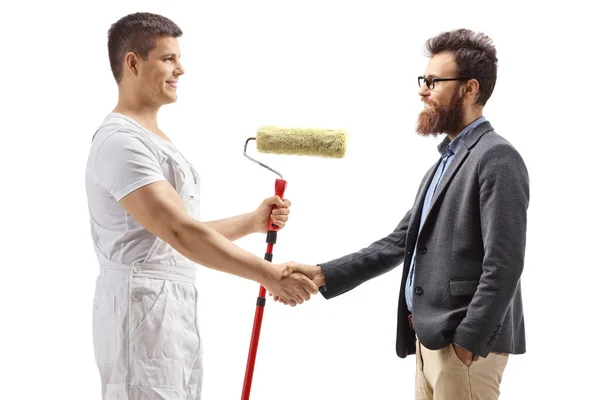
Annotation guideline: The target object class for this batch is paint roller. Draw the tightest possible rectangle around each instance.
[241,125,347,400]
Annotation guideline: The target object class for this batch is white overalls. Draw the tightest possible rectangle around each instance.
[92,148,203,399]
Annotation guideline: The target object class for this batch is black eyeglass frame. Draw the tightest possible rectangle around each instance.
[418,76,471,90]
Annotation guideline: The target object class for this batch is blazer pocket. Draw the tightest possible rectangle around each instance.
[450,279,479,296]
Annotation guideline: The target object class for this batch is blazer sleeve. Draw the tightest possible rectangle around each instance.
[318,208,411,299]
[453,143,530,357]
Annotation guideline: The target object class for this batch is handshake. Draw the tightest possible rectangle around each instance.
[263,262,326,307]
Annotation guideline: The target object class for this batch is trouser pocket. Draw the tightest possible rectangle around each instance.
[128,277,201,391]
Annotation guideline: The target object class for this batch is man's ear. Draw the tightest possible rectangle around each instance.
[465,78,480,102]
[124,52,139,76]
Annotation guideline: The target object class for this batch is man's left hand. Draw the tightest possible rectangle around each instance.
[453,344,475,367]
[253,196,291,233]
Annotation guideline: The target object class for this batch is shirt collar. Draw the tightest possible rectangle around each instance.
[437,116,486,156]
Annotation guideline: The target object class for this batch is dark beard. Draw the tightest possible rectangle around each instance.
[416,88,465,137]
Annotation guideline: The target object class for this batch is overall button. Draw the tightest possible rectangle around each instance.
[415,286,424,295]
[131,293,141,301]
[418,246,427,254]
[132,265,141,274]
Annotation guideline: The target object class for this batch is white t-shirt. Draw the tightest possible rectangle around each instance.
[85,112,199,265]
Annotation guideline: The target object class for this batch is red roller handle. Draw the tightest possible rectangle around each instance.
[268,179,287,232]
[241,178,287,400]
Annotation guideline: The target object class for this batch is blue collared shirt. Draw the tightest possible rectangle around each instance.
[405,117,486,312]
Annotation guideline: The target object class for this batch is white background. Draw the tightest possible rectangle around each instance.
[1,0,597,399]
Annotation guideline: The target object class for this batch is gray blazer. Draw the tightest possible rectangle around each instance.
[318,121,529,358]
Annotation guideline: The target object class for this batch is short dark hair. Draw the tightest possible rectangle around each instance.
[424,29,498,106]
[107,12,183,83]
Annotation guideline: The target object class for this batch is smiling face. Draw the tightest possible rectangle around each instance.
[126,36,185,107]
[416,51,467,137]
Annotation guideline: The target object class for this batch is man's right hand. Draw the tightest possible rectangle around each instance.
[269,262,325,305]
[262,263,319,306]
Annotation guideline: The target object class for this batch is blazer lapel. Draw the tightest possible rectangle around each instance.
[427,145,469,215]
[421,122,494,229]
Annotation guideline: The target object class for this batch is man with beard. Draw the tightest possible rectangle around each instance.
[279,29,529,399]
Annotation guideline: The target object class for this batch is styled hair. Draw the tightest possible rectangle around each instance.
[425,29,498,106]
[107,12,183,83]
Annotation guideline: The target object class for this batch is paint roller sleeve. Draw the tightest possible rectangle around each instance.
[256,125,347,158]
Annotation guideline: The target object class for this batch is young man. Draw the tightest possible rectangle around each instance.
[282,29,529,399]
[85,12,317,399]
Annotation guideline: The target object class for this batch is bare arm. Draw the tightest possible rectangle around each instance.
[204,213,256,241]
[204,196,291,241]
[118,181,314,303]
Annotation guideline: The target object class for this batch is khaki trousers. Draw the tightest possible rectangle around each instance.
[415,339,509,400]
